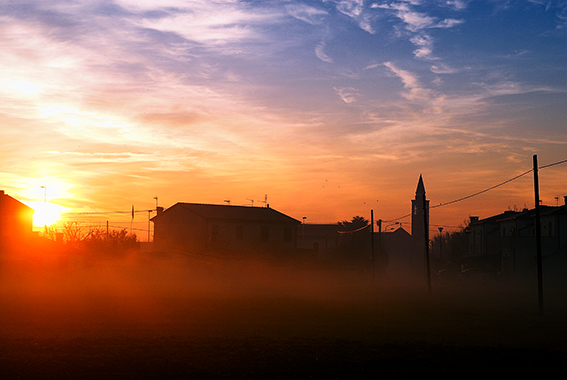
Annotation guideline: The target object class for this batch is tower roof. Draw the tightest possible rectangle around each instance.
[415,174,426,195]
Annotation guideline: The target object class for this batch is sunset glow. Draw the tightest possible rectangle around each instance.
[1,1,565,235]
[30,202,64,228]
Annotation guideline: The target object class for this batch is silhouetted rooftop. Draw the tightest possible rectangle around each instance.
[152,202,301,224]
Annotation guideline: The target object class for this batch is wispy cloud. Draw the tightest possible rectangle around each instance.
[445,1,469,11]
[410,34,435,60]
[329,0,376,33]
[383,61,434,101]
[135,4,282,53]
[315,41,334,63]
[286,3,328,25]
[334,86,359,103]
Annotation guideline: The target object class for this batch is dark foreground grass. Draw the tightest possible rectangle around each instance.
[1,251,566,379]
[1,336,564,379]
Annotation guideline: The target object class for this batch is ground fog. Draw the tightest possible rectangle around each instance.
[1,249,565,378]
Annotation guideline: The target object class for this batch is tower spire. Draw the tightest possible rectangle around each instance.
[415,173,426,196]
[411,174,429,239]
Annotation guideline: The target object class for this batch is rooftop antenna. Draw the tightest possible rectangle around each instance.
[246,198,254,207]
[262,194,267,207]
[224,199,231,205]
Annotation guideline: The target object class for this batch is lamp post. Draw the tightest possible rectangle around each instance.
[40,186,46,204]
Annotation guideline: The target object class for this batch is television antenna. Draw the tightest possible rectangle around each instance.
[262,194,267,207]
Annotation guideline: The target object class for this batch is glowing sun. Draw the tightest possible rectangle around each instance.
[32,203,63,227]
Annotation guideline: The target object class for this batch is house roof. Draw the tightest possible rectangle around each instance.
[382,226,411,237]
[152,202,301,224]
[473,210,523,225]
[0,190,34,212]
[471,205,566,226]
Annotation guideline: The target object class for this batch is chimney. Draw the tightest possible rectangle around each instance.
[156,206,164,215]
[470,216,479,224]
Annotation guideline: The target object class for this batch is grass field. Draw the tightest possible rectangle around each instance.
[1,250,565,378]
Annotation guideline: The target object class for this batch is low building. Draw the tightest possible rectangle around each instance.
[151,202,301,255]
[0,190,35,252]
[377,226,419,278]
[467,197,567,283]
[297,223,339,260]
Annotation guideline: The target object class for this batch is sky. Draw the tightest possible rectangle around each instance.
[1,0,566,237]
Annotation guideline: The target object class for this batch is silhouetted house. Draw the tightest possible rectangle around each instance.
[378,226,415,277]
[0,190,34,252]
[151,203,301,255]
[467,196,567,283]
[297,223,339,260]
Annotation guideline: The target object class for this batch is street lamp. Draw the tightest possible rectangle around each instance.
[40,186,46,204]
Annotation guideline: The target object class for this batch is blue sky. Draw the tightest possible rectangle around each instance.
[0,0,566,232]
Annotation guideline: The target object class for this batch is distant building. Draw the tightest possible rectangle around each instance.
[297,223,339,260]
[411,174,429,245]
[151,203,301,255]
[378,225,415,277]
[467,196,567,283]
[0,190,35,252]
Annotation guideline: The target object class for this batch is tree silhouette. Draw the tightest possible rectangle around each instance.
[430,219,470,269]
[338,216,369,231]
[337,216,370,263]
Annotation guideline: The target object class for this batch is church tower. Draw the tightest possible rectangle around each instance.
[411,174,429,242]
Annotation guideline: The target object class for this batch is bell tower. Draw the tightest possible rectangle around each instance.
[411,174,429,241]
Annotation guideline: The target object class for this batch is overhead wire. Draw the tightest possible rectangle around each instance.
[383,157,566,223]
[56,159,567,227]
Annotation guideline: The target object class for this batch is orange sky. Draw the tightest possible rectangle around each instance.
[1,1,566,240]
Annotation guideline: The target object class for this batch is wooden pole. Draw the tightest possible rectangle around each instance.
[148,210,151,243]
[371,210,375,279]
[423,193,431,297]
[533,154,544,314]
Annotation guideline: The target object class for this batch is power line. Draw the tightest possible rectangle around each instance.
[384,157,566,223]
[337,224,371,234]
[429,168,533,210]
[540,158,567,170]
[64,209,155,215]
[384,213,411,223]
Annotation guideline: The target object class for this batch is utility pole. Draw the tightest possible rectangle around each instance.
[148,210,151,242]
[371,210,375,279]
[533,154,544,314]
[438,227,444,266]
[377,219,383,280]
[423,193,431,297]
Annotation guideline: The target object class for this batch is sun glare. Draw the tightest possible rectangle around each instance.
[32,202,64,228]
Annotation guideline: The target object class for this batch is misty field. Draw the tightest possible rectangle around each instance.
[1,250,565,379]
